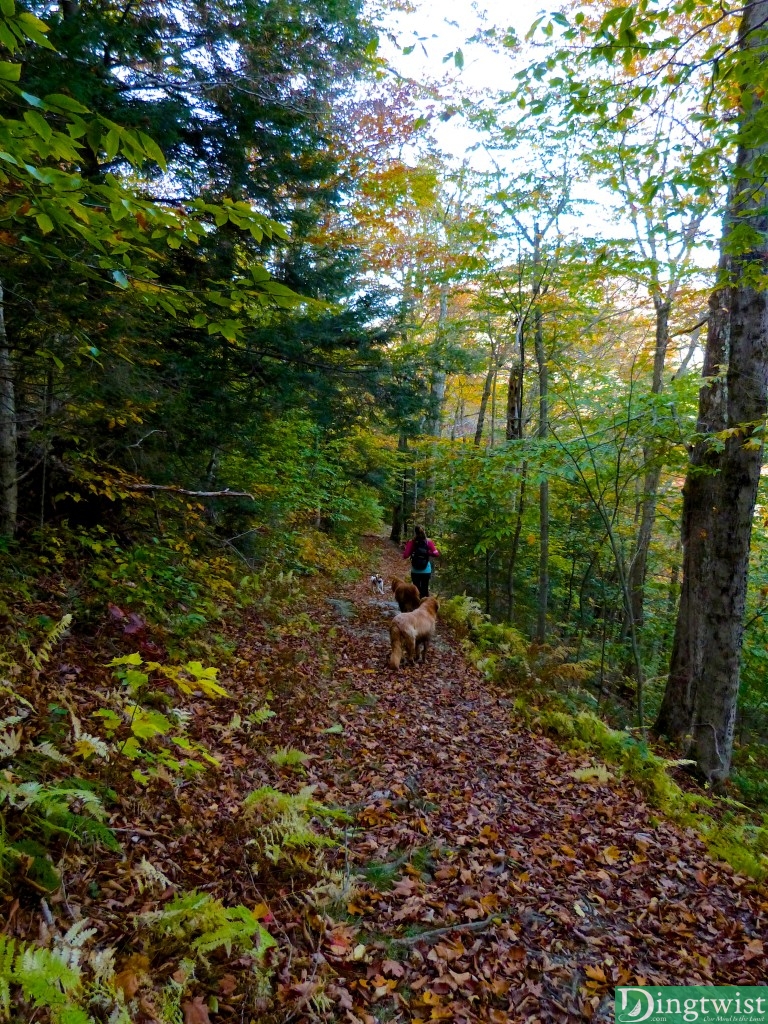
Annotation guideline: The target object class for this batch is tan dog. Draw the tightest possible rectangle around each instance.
[388,597,439,669]
[391,576,420,613]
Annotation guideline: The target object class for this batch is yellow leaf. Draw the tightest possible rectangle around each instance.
[602,845,622,864]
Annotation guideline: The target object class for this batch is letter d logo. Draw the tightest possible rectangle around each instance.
[617,988,655,1023]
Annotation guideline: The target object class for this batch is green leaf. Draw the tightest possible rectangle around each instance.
[104,128,120,162]
[109,652,143,666]
[130,708,171,740]
[24,109,52,142]
[454,48,464,69]
[35,212,54,234]
[16,11,55,48]
[137,131,167,171]
[112,269,129,288]
[0,62,21,82]
[0,0,15,16]
[44,93,90,114]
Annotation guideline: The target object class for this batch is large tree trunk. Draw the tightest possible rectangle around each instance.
[0,280,17,538]
[656,0,768,782]
[654,279,728,741]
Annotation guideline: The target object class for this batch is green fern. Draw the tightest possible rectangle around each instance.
[20,615,73,672]
[269,746,310,771]
[242,785,345,869]
[0,934,89,1024]
[140,891,276,965]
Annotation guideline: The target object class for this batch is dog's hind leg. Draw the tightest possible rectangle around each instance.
[404,634,417,663]
[388,624,403,669]
[418,637,430,663]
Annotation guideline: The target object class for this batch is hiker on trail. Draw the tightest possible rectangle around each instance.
[402,525,440,599]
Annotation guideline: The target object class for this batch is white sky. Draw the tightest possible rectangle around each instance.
[375,0,720,266]
[378,0,544,102]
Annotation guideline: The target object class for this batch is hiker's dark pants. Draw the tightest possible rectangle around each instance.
[411,572,431,598]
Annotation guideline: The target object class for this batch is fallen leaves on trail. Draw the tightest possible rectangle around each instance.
[182,996,211,1024]
[3,537,766,1024]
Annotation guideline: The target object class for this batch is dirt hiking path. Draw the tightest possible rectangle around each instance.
[267,536,766,1023]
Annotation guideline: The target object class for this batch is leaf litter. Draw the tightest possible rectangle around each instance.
[2,536,765,1024]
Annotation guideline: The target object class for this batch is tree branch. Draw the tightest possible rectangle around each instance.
[125,485,255,500]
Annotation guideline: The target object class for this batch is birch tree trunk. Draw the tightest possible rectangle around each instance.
[0,279,17,538]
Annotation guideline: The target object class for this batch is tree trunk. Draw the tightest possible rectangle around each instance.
[628,295,670,626]
[0,279,17,538]
[505,362,523,441]
[506,461,528,621]
[656,0,768,783]
[427,284,448,437]
[534,306,549,642]
[655,264,729,742]
[474,358,495,446]
[390,433,409,543]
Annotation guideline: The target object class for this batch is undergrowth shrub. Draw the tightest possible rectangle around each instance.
[440,595,530,681]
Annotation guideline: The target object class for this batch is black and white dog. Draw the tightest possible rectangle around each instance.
[370,574,385,595]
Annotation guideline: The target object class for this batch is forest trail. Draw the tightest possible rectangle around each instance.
[260,536,766,1023]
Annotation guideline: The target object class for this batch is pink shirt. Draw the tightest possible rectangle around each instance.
[402,538,440,559]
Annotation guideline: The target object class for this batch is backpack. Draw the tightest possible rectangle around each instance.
[411,537,430,571]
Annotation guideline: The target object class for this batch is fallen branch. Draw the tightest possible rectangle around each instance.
[393,913,509,946]
[124,484,255,500]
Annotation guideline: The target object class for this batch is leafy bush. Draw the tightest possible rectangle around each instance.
[440,595,530,681]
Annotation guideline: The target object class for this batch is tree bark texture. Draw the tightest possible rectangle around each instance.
[506,362,523,441]
[657,0,768,781]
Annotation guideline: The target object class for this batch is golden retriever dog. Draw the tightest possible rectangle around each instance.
[388,597,439,669]
[391,576,421,613]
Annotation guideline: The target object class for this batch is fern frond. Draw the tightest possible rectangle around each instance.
[0,730,21,760]
[0,935,15,1018]
[140,892,276,965]
[59,920,98,952]
[135,857,172,894]
[16,943,82,1008]
[21,615,73,672]
[32,742,74,766]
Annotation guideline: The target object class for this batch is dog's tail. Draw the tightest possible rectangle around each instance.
[388,622,403,669]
